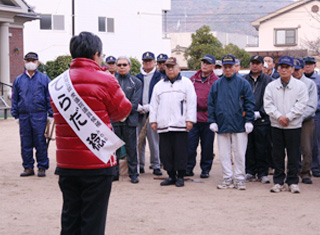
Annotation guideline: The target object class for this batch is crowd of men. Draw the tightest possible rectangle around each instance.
[12,49,320,192]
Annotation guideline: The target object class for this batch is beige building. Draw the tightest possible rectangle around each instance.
[246,0,320,63]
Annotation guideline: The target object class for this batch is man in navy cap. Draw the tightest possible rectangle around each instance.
[303,56,320,178]
[186,54,218,178]
[243,55,273,184]
[136,51,162,176]
[156,53,168,76]
[264,56,308,193]
[292,58,318,184]
[11,52,53,177]
[208,54,255,190]
[105,56,117,76]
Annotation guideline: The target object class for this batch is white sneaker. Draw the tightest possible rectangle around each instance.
[217,179,235,189]
[245,173,256,182]
[270,184,286,193]
[289,184,300,194]
[235,181,246,190]
[260,176,270,184]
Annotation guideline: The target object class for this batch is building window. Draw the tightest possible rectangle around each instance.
[274,29,297,46]
[40,14,65,30]
[40,14,52,30]
[98,17,115,33]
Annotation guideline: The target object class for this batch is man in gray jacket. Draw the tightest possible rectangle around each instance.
[264,56,308,193]
[113,56,142,184]
[292,58,318,184]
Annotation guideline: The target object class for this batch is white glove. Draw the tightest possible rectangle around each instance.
[137,104,144,113]
[15,119,19,124]
[142,104,150,113]
[209,123,218,132]
[120,117,127,122]
[245,122,254,134]
[48,117,54,124]
[254,111,261,120]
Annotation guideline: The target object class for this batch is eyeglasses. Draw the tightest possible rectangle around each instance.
[117,63,128,67]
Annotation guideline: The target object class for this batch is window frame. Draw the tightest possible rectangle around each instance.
[274,28,297,46]
[98,17,115,33]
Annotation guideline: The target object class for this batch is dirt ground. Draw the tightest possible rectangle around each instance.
[1,118,320,235]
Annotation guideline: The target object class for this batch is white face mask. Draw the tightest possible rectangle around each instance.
[25,61,38,71]
[214,69,223,76]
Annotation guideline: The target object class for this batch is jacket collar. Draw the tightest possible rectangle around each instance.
[164,73,182,83]
[70,58,102,71]
[276,76,295,90]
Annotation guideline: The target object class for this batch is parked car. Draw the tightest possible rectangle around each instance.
[181,70,197,78]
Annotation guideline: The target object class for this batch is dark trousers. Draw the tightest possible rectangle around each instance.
[58,175,113,235]
[300,118,314,178]
[114,125,138,177]
[187,122,214,173]
[159,131,188,173]
[312,117,320,174]
[271,127,301,185]
[245,125,270,178]
[19,112,49,169]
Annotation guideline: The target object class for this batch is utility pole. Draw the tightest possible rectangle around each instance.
[72,0,75,36]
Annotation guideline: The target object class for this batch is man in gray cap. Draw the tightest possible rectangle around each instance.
[303,56,320,178]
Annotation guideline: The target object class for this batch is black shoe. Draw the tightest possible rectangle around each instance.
[200,171,209,178]
[160,177,176,186]
[185,171,194,177]
[20,168,35,177]
[175,178,184,187]
[130,175,139,184]
[153,168,162,176]
[38,168,46,177]
[140,168,145,174]
[302,178,313,184]
[312,172,320,177]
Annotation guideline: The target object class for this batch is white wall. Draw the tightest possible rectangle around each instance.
[246,1,320,52]
[24,0,171,63]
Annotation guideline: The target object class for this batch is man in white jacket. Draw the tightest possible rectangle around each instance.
[264,56,308,194]
[150,57,197,187]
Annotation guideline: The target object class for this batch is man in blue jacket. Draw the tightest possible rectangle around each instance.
[11,52,53,177]
[208,54,255,190]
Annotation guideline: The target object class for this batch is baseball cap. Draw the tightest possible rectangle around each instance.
[293,58,305,70]
[142,51,155,60]
[278,56,294,67]
[303,56,316,64]
[201,54,216,64]
[250,55,264,64]
[24,52,39,60]
[157,54,168,62]
[222,54,235,65]
[215,60,222,67]
[165,57,177,66]
[105,56,116,63]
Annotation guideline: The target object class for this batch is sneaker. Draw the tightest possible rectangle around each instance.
[130,175,139,184]
[270,184,286,193]
[259,176,270,184]
[245,173,256,182]
[37,168,46,177]
[153,168,162,176]
[20,168,35,177]
[235,181,246,190]
[289,184,300,194]
[217,179,235,189]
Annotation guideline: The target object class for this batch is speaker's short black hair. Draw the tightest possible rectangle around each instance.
[69,32,102,60]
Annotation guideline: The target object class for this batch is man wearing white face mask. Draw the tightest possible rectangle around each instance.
[214,60,223,78]
[11,52,53,177]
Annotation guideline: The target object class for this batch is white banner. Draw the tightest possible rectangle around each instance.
[49,70,124,164]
